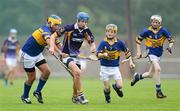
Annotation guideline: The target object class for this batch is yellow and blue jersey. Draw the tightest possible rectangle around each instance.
[136,26,174,57]
[22,25,54,56]
[97,37,130,67]
[55,23,94,56]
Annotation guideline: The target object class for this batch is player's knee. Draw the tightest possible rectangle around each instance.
[104,88,110,92]
[44,68,51,75]
[155,67,161,74]
[45,69,51,76]
[28,76,36,84]
[73,69,81,79]
[42,69,51,78]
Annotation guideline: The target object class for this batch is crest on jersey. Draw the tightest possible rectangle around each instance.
[155,35,158,39]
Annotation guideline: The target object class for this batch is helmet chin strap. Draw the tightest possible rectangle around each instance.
[46,23,51,27]
[152,25,160,30]
[107,34,117,39]
[107,36,115,40]
[152,27,157,30]
[47,23,55,31]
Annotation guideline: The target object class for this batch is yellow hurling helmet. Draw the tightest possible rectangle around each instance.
[105,24,118,33]
[47,14,62,25]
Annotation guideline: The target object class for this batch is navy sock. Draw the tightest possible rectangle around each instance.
[104,89,110,102]
[36,77,47,93]
[104,89,110,95]
[23,82,32,98]
[139,74,144,80]
[156,84,161,93]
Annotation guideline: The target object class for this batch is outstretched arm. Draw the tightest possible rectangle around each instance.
[89,42,96,53]
[85,29,96,53]
[166,38,174,54]
[136,43,142,58]
[47,33,68,57]
[136,35,144,58]
[48,32,59,55]
[124,49,135,68]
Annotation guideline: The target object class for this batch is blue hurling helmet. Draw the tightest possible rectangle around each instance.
[76,12,89,21]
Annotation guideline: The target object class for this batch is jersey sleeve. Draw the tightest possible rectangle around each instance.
[119,40,131,59]
[97,41,105,53]
[15,40,20,47]
[1,39,8,53]
[163,28,174,43]
[85,28,95,44]
[56,24,74,37]
[136,28,148,44]
[41,29,51,40]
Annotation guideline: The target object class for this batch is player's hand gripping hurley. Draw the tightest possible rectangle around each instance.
[121,49,149,64]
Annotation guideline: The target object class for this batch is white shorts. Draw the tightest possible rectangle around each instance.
[149,54,160,62]
[62,56,81,66]
[19,50,45,70]
[100,66,122,81]
[6,58,17,67]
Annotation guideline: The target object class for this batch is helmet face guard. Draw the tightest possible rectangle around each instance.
[77,12,89,22]
[47,15,62,25]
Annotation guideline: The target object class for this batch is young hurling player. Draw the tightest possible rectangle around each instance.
[1,29,20,85]
[97,24,135,103]
[131,15,174,99]
[49,12,96,104]
[19,15,62,104]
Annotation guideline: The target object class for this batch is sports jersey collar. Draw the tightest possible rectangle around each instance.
[104,37,118,45]
[74,23,88,32]
[148,26,162,34]
[44,24,53,32]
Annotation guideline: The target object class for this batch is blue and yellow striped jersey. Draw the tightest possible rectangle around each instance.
[136,26,174,57]
[97,37,129,67]
[22,25,53,56]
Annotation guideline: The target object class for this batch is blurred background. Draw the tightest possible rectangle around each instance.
[0,0,180,79]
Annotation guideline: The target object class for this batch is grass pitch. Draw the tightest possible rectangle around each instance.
[0,78,180,111]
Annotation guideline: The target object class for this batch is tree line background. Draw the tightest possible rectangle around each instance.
[0,0,179,38]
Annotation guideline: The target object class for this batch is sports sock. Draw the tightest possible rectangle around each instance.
[36,77,47,93]
[139,74,144,80]
[104,88,110,95]
[156,84,161,93]
[23,82,32,98]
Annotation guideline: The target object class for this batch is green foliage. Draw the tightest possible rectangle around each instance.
[132,0,180,35]
[0,0,179,37]
[0,0,43,35]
